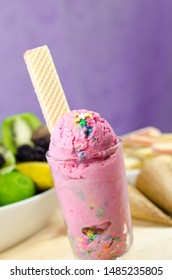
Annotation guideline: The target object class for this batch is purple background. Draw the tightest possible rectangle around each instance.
[0,0,172,135]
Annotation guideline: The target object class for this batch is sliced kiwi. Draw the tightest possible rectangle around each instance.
[0,143,15,175]
[2,112,42,154]
[13,118,33,147]
[31,125,50,141]
[21,112,42,131]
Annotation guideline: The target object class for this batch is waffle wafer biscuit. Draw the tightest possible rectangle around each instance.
[24,45,70,133]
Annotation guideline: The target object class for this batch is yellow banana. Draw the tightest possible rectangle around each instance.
[16,162,54,190]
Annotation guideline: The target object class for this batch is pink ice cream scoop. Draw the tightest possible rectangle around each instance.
[47,109,133,260]
[49,109,118,159]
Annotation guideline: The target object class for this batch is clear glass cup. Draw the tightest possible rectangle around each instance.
[46,137,133,260]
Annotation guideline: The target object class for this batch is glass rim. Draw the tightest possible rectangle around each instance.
[46,136,122,162]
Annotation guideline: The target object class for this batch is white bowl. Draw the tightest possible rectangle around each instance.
[0,188,58,252]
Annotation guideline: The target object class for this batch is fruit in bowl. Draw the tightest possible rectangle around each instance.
[0,170,36,206]
[0,112,57,252]
[0,112,54,206]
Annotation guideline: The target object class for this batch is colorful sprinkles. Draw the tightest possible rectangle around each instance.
[79,228,100,249]
[73,112,93,137]
[75,228,128,259]
[73,112,93,158]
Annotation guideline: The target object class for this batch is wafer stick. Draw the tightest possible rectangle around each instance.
[24,45,70,133]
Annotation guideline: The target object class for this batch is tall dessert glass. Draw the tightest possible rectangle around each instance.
[46,137,133,260]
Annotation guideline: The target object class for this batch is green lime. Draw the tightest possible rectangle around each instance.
[0,170,36,206]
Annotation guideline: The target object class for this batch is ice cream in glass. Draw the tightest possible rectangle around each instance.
[24,46,133,260]
[46,109,133,259]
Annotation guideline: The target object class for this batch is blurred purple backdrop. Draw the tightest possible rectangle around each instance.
[0,0,172,135]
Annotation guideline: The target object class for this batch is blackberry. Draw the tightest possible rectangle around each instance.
[32,146,47,161]
[32,136,50,150]
[0,153,5,168]
[16,145,34,162]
